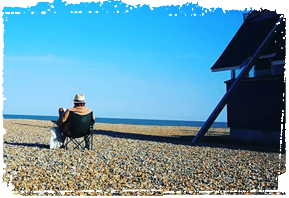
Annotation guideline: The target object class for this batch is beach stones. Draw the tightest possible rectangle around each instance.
[2,119,286,195]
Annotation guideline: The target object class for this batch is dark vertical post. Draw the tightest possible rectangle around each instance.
[231,70,236,79]
[192,16,284,144]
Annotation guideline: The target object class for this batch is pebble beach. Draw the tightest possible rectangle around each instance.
[2,119,286,195]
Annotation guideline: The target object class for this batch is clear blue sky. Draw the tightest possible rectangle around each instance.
[3,0,249,122]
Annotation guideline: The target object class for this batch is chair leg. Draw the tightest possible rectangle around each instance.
[63,134,93,150]
[89,134,91,150]
[90,133,93,150]
[72,138,85,150]
[65,138,68,150]
[83,134,92,150]
[65,137,79,150]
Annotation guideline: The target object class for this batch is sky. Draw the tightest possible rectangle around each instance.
[2,1,253,122]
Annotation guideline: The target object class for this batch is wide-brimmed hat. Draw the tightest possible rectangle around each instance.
[72,94,87,103]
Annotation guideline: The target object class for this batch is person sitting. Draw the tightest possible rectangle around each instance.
[56,94,95,149]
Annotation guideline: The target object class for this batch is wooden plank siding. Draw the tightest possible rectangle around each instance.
[226,76,285,131]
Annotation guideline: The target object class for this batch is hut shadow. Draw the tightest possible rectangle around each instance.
[195,137,284,154]
[3,130,283,153]
[94,130,283,153]
[95,130,193,145]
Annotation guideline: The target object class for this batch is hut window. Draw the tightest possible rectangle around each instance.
[254,59,271,77]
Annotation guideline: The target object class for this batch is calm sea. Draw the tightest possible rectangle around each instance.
[3,114,228,128]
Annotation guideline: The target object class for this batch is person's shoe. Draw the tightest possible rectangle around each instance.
[60,145,65,149]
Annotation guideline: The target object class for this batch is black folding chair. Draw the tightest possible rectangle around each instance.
[63,111,94,150]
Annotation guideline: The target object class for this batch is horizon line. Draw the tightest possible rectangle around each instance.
[3,113,227,123]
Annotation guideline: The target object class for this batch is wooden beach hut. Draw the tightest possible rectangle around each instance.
[192,10,285,146]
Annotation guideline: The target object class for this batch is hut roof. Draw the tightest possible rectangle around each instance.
[211,10,285,72]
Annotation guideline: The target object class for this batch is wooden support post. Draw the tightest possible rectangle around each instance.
[192,16,284,144]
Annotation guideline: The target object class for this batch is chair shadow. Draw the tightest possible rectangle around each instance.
[95,130,283,153]
[13,123,51,129]
[4,141,50,149]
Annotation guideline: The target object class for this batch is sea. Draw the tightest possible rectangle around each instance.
[3,114,228,128]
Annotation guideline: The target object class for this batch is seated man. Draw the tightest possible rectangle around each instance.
[56,94,95,149]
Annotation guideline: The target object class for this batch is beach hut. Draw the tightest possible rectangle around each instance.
[192,10,285,145]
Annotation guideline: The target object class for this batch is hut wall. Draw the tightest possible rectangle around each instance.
[225,76,285,143]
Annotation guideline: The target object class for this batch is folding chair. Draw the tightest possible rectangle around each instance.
[64,111,94,150]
